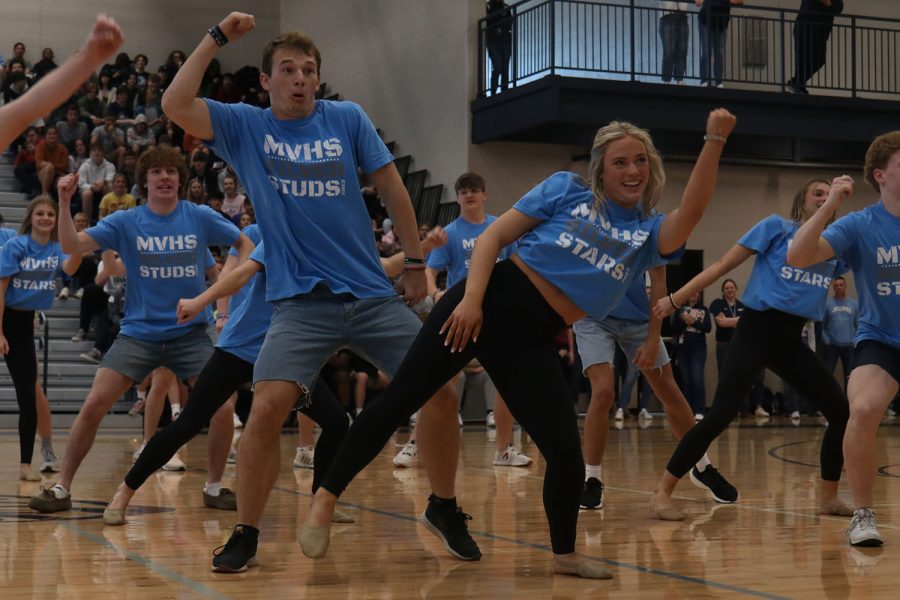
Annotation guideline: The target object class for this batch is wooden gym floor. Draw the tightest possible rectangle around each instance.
[1,417,898,599]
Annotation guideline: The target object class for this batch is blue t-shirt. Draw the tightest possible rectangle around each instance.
[823,202,900,349]
[0,235,69,310]
[85,201,241,341]
[512,172,670,319]
[822,296,859,347]
[738,215,846,321]
[426,214,516,288]
[608,274,651,322]
[205,99,395,302]
[226,224,262,313]
[216,242,271,364]
[0,228,16,247]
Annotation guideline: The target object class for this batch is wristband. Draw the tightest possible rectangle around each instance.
[668,293,681,310]
[703,134,727,144]
[403,257,425,265]
[402,264,426,273]
[208,25,229,47]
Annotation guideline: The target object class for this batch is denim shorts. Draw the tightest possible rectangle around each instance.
[100,326,214,383]
[573,315,670,372]
[253,287,421,396]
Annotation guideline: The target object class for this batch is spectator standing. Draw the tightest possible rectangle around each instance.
[787,0,844,94]
[696,0,744,88]
[672,290,711,418]
[660,2,692,84]
[821,274,858,389]
[485,0,513,94]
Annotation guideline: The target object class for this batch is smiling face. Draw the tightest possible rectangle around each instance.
[722,280,737,301]
[31,202,56,237]
[801,182,830,221]
[600,136,650,208]
[146,167,180,203]
[261,48,320,120]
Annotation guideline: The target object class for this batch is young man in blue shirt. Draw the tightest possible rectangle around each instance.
[29,146,254,513]
[821,275,858,389]
[162,12,473,571]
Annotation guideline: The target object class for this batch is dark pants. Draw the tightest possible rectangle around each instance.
[716,340,765,412]
[4,309,38,464]
[660,12,689,82]
[823,343,854,390]
[487,36,512,93]
[125,348,349,492]
[78,283,118,353]
[699,21,727,85]
[666,309,848,481]
[677,343,707,415]
[792,21,833,88]
[319,260,583,554]
[13,161,39,197]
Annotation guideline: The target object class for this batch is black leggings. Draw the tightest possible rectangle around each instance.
[666,308,848,481]
[4,308,38,464]
[319,260,583,555]
[125,348,349,492]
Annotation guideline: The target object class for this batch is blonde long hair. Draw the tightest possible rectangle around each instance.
[586,121,665,217]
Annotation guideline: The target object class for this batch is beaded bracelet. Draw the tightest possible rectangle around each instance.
[704,134,727,144]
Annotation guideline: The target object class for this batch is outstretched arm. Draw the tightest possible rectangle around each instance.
[657,109,737,255]
[787,175,852,267]
[0,15,123,148]
[653,244,754,319]
[176,258,262,324]
[162,12,256,139]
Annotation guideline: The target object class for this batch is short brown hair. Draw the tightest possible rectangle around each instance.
[135,144,189,196]
[454,172,486,194]
[262,32,322,76]
[864,131,900,192]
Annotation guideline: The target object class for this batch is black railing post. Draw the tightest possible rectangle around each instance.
[630,0,636,81]
[511,5,518,89]
[549,0,556,76]
[780,10,787,91]
[851,16,857,98]
[478,20,485,97]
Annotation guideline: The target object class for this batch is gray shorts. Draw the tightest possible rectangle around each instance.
[100,326,214,383]
[573,315,670,373]
[253,287,421,396]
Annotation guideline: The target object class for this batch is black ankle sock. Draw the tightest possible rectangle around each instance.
[428,494,457,510]
[235,524,259,539]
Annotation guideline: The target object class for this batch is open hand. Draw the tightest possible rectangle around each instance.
[440,297,482,353]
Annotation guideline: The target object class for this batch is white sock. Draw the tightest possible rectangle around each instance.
[171,403,181,414]
[585,464,602,481]
[50,483,69,498]
[204,482,222,497]
[695,454,711,472]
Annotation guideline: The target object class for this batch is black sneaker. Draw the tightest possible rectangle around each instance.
[580,477,604,509]
[211,525,259,573]
[690,466,739,503]
[422,500,482,561]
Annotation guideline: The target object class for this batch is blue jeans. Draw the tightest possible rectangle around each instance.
[699,21,727,85]
[660,12,689,82]
[677,343,707,415]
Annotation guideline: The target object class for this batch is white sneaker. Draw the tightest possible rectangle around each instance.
[132,441,146,461]
[293,445,315,469]
[392,441,417,468]
[58,287,70,300]
[171,404,182,420]
[40,447,61,473]
[790,411,801,419]
[232,413,243,429]
[754,406,770,418]
[614,408,624,421]
[485,411,496,428]
[162,453,186,471]
[74,288,84,299]
[409,412,418,427]
[887,408,897,417]
[694,413,704,421]
[493,443,532,467]
[639,408,654,421]
[847,508,884,547]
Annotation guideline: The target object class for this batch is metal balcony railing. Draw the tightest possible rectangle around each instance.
[477,0,899,99]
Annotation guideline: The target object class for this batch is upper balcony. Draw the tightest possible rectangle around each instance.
[472,0,900,165]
